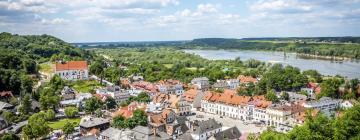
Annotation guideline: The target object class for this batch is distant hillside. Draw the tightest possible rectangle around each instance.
[0,32,91,62]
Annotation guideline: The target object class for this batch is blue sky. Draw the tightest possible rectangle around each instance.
[1,0,360,42]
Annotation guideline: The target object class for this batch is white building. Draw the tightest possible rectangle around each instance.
[200,90,270,121]
[226,79,240,89]
[303,97,342,112]
[157,80,184,95]
[191,77,210,91]
[54,61,88,80]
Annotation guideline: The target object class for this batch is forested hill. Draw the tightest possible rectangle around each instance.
[0,32,92,62]
[0,32,92,95]
[183,38,360,59]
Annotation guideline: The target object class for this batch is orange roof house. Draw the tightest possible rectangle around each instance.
[238,75,258,84]
[183,89,198,102]
[202,89,255,106]
[55,61,88,71]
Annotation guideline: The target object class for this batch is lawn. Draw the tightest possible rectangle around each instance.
[39,63,53,74]
[69,80,103,93]
[48,118,81,130]
[186,67,205,71]
[164,64,173,68]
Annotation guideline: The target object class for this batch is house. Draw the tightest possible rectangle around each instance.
[238,75,258,85]
[226,79,240,90]
[129,125,172,140]
[79,116,110,135]
[341,99,359,109]
[61,86,76,100]
[0,101,14,112]
[212,80,229,90]
[157,79,185,95]
[266,104,305,129]
[112,102,147,119]
[294,109,319,125]
[248,96,272,122]
[288,92,307,104]
[301,82,321,99]
[99,127,132,140]
[60,93,92,107]
[151,93,191,116]
[303,97,342,113]
[103,86,130,103]
[191,77,210,91]
[201,90,254,120]
[186,119,222,140]
[130,81,158,94]
[54,61,88,80]
[210,126,241,140]
[148,109,181,137]
[0,91,13,100]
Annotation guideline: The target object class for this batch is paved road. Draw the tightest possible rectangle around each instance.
[187,111,266,134]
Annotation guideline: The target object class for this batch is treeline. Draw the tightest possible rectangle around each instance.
[242,37,360,43]
[183,38,360,59]
[0,32,91,95]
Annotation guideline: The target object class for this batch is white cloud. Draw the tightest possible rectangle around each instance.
[41,18,69,25]
[250,0,312,13]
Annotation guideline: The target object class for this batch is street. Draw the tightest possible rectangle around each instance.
[187,111,266,135]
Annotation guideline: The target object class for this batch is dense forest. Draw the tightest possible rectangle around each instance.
[0,32,92,95]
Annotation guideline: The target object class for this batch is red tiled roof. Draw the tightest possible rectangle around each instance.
[55,61,88,71]
[183,89,197,102]
[238,75,258,83]
[0,91,13,97]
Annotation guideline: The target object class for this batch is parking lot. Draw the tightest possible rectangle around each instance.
[187,111,266,134]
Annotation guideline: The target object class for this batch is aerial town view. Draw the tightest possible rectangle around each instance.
[1,0,360,140]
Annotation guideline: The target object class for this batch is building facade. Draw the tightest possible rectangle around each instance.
[54,61,88,80]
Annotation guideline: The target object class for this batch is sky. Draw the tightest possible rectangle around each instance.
[1,0,360,42]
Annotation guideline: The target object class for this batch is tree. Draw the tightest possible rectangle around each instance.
[0,133,19,140]
[105,97,117,109]
[62,121,75,138]
[258,127,288,140]
[64,107,79,118]
[132,109,148,126]
[45,109,55,121]
[84,97,102,114]
[22,112,50,139]
[112,115,127,128]
[247,133,257,140]
[319,78,341,99]
[19,94,32,115]
[1,111,15,124]
[265,90,279,102]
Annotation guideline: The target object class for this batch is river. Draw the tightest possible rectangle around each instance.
[184,50,360,79]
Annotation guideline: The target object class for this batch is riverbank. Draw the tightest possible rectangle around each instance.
[296,53,353,61]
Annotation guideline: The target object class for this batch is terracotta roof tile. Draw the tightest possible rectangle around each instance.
[238,75,258,83]
[55,61,88,71]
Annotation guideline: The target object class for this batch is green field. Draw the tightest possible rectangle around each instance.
[39,63,53,74]
[48,118,81,130]
[69,80,103,93]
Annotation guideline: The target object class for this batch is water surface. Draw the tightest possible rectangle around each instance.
[184,50,360,79]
